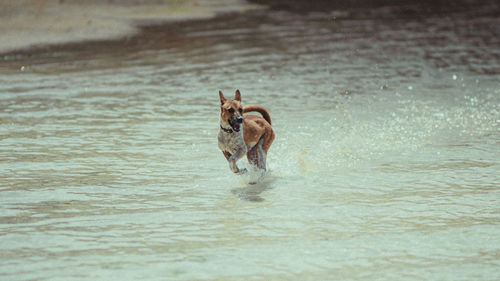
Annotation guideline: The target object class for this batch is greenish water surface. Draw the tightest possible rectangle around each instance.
[1,1,499,280]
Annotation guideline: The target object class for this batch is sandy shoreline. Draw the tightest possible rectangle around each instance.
[0,0,261,54]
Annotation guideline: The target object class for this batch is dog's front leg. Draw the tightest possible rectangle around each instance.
[228,148,247,174]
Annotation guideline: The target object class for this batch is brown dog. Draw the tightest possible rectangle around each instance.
[218,90,275,175]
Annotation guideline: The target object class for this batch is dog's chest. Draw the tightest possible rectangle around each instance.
[218,130,246,154]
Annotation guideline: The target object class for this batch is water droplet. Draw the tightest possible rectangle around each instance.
[20,66,25,71]
[408,85,413,90]
[453,74,457,80]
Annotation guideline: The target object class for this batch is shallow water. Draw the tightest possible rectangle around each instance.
[1,1,500,280]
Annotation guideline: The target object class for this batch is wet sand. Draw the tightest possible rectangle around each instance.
[0,0,260,54]
[3,0,499,62]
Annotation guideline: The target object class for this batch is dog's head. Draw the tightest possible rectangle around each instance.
[219,90,244,132]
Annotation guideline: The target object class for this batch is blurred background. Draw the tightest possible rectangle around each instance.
[2,0,499,56]
[0,0,259,53]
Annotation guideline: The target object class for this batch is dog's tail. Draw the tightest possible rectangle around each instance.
[243,105,272,125]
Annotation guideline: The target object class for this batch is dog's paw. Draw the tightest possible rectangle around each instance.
[237,168,248,175]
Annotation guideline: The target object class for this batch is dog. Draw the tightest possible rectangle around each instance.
[218,90,275,176]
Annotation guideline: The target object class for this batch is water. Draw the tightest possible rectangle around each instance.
[1,1,500,280]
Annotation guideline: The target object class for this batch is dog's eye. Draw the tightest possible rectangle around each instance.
[228,108,234,113]
[238,108,243,113]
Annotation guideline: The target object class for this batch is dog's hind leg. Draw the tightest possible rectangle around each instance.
[247,138,266,171]
[257,138,267,171]
[247,144,259,168]
[261,130,275,154]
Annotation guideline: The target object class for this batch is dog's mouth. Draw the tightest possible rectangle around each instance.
[228,119,241,132]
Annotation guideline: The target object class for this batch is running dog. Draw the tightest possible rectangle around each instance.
[218,90,275,175]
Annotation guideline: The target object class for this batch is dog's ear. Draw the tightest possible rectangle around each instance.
[219,90,227,106]
[234,89,241,102]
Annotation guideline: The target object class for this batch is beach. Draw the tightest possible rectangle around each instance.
[0,0,260,54]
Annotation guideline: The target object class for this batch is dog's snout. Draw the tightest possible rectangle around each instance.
[237,116,243,123]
